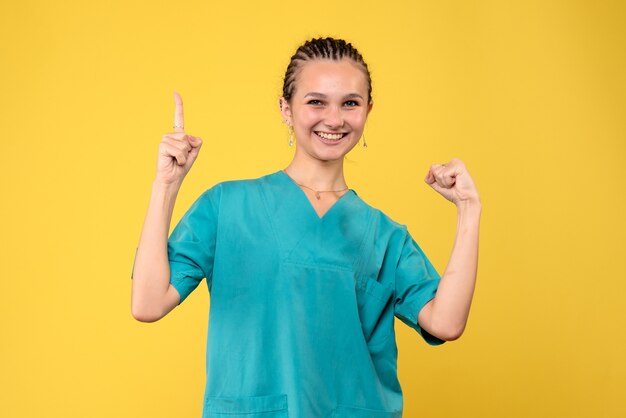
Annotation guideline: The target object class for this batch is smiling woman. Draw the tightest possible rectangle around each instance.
[130,37,481,418]
[280,53,372,168]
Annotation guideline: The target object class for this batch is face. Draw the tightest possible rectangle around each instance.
[280,58,373,163]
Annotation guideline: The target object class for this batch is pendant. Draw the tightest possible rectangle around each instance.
[315,192,321,200]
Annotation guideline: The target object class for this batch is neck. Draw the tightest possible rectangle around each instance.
[283,154,347,191]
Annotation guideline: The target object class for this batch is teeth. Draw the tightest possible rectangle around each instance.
[316,132,344,140]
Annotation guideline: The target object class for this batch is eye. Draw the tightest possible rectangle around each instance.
[307,99,323,105]
[344,100,359,107]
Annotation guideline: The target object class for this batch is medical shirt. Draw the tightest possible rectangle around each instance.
[167,170,445,418]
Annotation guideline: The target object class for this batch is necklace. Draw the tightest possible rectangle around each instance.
[283,171,349,200]
[296,183,349,200]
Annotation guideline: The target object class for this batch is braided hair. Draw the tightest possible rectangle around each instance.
[282,37,372,104]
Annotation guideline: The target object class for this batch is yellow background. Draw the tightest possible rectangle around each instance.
[1,1,624,417]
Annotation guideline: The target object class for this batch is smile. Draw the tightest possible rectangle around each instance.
[314,131,348,141]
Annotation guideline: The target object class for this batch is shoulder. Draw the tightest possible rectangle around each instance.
[198,171,280,207]
[209,171,277,194]
[352,193,410,241]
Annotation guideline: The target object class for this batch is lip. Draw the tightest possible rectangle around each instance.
[314,131,348,145]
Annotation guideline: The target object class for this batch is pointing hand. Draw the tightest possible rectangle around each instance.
[155,91,203,185]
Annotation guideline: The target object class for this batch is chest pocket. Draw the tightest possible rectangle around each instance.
[279,260,393,348]
[204,394,288,418]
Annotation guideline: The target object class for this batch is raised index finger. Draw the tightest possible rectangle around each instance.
[173,91,184,132]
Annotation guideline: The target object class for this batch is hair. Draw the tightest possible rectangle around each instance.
[282,37,372,104]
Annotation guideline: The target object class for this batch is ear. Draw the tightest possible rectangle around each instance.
[366,100,374,116]
[279,96,293,126]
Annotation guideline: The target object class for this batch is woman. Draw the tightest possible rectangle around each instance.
[131,37,481,418]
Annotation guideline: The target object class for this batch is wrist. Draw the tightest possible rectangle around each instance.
[152,178,182,192]
[151,179,182,202]
[456,198,482,215]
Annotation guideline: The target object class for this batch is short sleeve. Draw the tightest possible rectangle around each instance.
[394,228,446,346]
[167,186,219,305]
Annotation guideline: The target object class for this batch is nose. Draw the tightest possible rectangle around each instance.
[324,105,344,129]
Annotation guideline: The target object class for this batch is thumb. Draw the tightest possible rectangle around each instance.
[189,137,202,154]
[184,136,200,161]
[425,176,444,193]
[188,136,203,151]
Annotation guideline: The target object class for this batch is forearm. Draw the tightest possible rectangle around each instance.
[430,201,481,339]
[131,180,181,319]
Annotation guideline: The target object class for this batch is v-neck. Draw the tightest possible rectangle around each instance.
[277,170,356,221]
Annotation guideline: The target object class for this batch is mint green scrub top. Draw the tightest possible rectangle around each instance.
[167,170,445,418]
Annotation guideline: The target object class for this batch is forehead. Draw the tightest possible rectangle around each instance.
[294,58,368,96]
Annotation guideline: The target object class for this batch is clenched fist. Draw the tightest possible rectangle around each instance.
[155,91,203,185]
[424,158,480,206]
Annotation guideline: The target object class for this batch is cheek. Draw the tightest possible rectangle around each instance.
[349,112,367,128]
[293,109,316,125]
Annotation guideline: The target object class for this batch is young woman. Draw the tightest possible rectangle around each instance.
[131,37,481,418]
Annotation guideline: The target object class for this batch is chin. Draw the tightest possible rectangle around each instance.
[310,136,357,160]
[312,145,354,162]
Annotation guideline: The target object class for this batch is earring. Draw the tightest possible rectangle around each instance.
[288,125,294,147]
[362,133,367,148]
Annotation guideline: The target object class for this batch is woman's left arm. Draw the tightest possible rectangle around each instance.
[418,158,482,341]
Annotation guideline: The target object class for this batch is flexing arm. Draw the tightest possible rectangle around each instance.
[417,158,481,341]
[418,201,481,340]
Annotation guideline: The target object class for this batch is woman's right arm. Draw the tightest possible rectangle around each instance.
[131,92,203,322]
[131,181,183,322]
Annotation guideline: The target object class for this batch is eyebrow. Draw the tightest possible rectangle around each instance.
[303,92,364,100]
